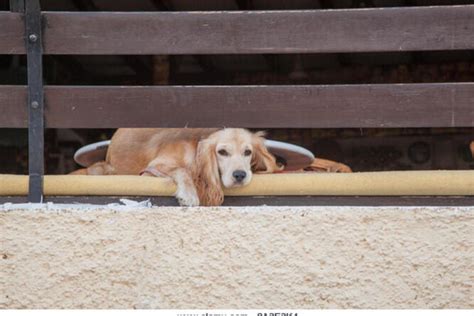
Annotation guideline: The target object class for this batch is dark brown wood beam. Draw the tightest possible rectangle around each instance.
[1,83,473,128]
[0,12,24,54]
[38,6,474,54]
[3,6,474,55]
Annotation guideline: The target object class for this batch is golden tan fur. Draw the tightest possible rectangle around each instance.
[71,128,281,206]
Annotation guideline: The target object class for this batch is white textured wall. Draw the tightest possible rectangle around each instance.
[1,206,473,309]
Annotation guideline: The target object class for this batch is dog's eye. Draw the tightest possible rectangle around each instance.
[218,149,229,156]
[244,149,252,156]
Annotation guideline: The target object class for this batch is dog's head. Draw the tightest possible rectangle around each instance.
[193,128,282,206]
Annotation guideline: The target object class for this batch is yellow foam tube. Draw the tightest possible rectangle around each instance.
[1,171,474,196]
[0,175,175,196]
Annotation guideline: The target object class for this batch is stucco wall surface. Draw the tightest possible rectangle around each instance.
[1,205,473,309]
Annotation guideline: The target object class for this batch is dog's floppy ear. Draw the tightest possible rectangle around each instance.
[193,139,224,206]
[251,131,283,173]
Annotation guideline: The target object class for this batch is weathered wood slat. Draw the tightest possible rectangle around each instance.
[0,12,25,54]
[2,7,474,55]
[1,84,473,128]
[0,85,27,127]
[41,6,474,54]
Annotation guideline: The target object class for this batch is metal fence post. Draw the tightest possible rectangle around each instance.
[25,0,44,202]
[9,0,24,12]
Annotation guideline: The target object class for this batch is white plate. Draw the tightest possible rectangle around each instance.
[74,139,314,171]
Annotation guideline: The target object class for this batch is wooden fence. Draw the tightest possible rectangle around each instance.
[2,1,474,203]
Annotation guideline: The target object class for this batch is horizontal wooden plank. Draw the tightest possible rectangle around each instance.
[2,6,474,55]
[0,12,25,54]
[3,6,474,55]
[3,196,474,207]
[1,83,473,128]
[0,86,27,127]
[41,6,474,54]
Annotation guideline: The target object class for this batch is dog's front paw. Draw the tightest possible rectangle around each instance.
[176,191,200,207]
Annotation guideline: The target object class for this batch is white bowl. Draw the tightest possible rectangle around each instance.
[74,139,314,171]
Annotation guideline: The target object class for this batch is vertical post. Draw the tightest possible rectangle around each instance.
[9,0,24,12]
[25,0,44,202]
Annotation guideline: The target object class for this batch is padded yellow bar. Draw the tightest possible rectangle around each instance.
[1,171,473,196]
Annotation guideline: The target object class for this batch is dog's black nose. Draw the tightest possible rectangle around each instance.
[232,170,247,182]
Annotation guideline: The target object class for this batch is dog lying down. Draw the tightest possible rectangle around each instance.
[70,128,283,206]
[71,128,353,206]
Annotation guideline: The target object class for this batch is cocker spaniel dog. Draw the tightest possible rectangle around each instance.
[71,128,282,206]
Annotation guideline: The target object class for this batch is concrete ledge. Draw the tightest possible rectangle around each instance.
[1,206,473,308]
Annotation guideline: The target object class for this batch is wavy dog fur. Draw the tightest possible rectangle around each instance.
[71,128,281,206]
